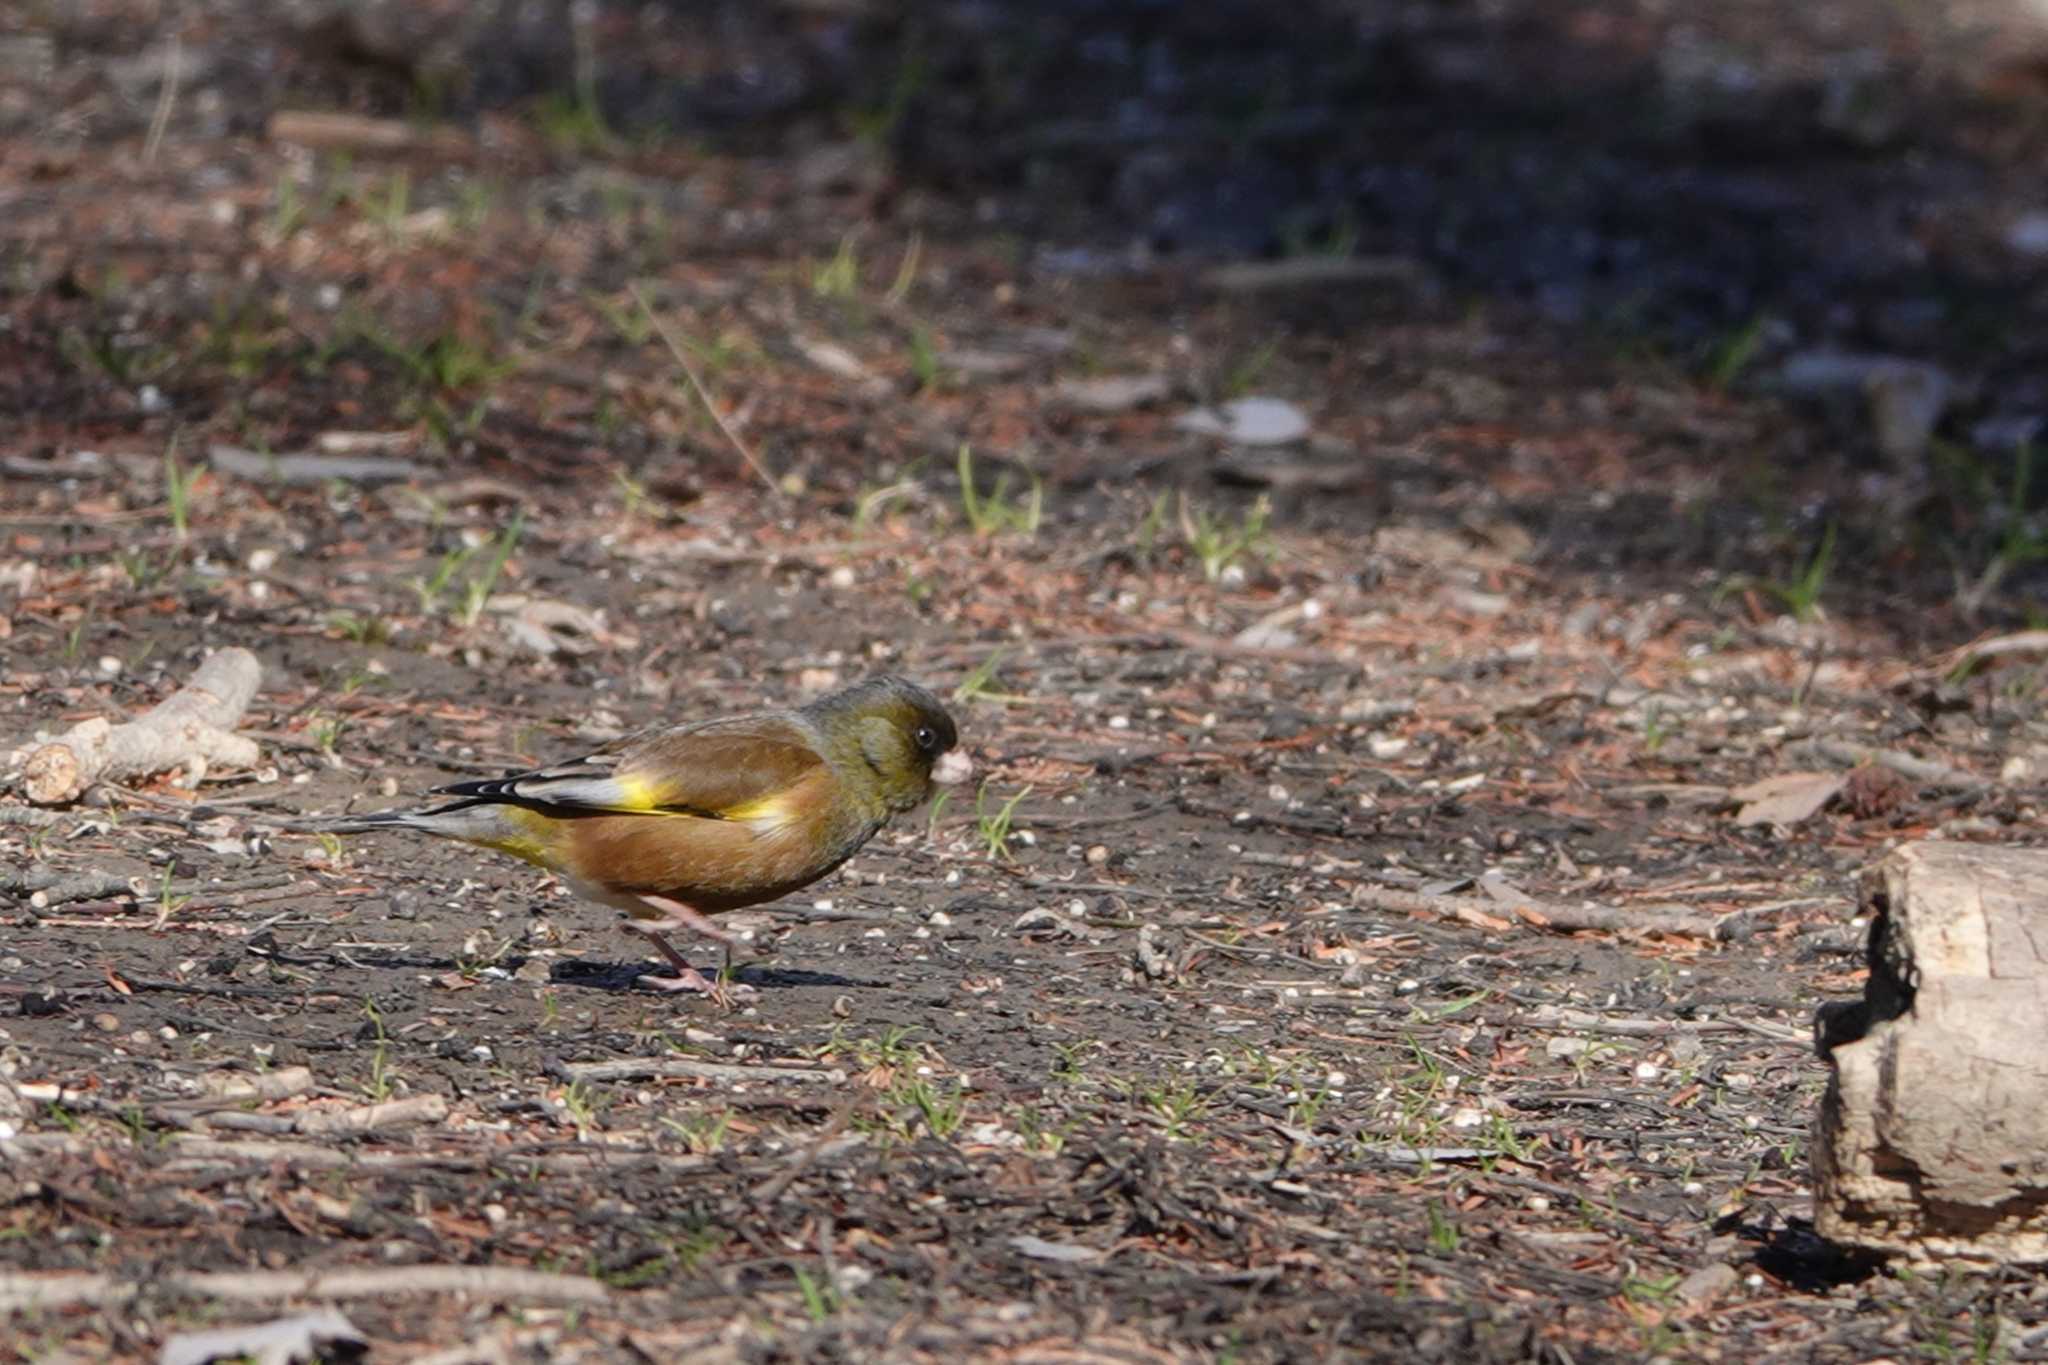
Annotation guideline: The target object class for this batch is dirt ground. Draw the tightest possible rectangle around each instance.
[6,2,2048,1362]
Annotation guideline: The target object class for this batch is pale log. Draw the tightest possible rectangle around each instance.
[17,648,262,804]
[1812,841,2048,1263]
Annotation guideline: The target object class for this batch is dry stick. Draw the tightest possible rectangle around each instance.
[141,33,180,165]
[1348,884,1746,942]
[267,109,476,158]
[0,807,63,828]
[629,282,782,499]
[292,1094,448,1136]
[20,647,263,804]
[157,1136,712,1177]
[546,1057,843,1086]
[752,1099,864,1203]
[1800,738,1984,792]
[0,1265,609,1315]
[11,869,147,908]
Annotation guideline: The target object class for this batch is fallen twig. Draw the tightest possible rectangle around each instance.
[209,443,427,488]
[1796,739,1983,792]
[1349,883,1753,942]
[545,1056,844,1086]
[159,1136,711,1177]
[18,648,262,804]
[0,1265,608,1314]
[631,282,782,499]
[0,866,144,907]
[292,1094,448,1136]
[266,109,475,159]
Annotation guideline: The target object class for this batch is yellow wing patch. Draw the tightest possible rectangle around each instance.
[613,772,666,812]
[720,792,797,828]
[610,771,787,823]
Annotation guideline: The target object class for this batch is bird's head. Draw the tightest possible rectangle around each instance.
[808,675,971,813]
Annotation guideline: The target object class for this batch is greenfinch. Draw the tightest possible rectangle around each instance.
[312,676,970,993]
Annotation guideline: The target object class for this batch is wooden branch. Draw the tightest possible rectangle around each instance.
[1349,883,1750,942]
[545,1056,844,1086]
[0,1264,608,1314]
[266,110,475,159]
[1798,739,1983,792]
[19,648,262,805]
[292,1094,448,1136]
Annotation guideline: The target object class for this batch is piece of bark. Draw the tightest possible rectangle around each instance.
[1812,841,2048,1263]
[210,443,426,487]
[19,648,262,805]
[292,1094,448,1137]
[266,110,474,159]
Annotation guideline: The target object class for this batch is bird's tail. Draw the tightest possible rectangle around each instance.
[285,801,505,839]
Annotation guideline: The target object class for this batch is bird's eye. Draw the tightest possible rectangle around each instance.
[913,725,938,751]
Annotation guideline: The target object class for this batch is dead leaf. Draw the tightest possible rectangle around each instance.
[1731,771,1846,827]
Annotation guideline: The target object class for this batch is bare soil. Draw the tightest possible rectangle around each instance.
[5,2,2048,1361]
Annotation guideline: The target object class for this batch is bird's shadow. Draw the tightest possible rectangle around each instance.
[545,958,872,993]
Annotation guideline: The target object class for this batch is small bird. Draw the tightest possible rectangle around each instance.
[310,676,971,994]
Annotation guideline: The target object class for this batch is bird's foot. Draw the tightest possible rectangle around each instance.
[636,966,756,1006]
[624,921,751,1005]
[637,965,716,994]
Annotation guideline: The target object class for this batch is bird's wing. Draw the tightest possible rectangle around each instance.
[431,716,826,822]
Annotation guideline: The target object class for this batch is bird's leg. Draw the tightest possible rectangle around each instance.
[625,895,752,1000]
[632,894,739,946]
[621,922,718,995]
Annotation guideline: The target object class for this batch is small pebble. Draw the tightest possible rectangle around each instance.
[1084,844,1109,866]
[827,565,856,589]
[97,656,121,676]
[92,1013,119,1033]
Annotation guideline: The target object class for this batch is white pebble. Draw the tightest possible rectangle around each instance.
[97,656,122,676]
[1108,716,1130,730]
[827,566,856,589]
[1634,1061,1660,1081]
[1267,784,1290,803]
